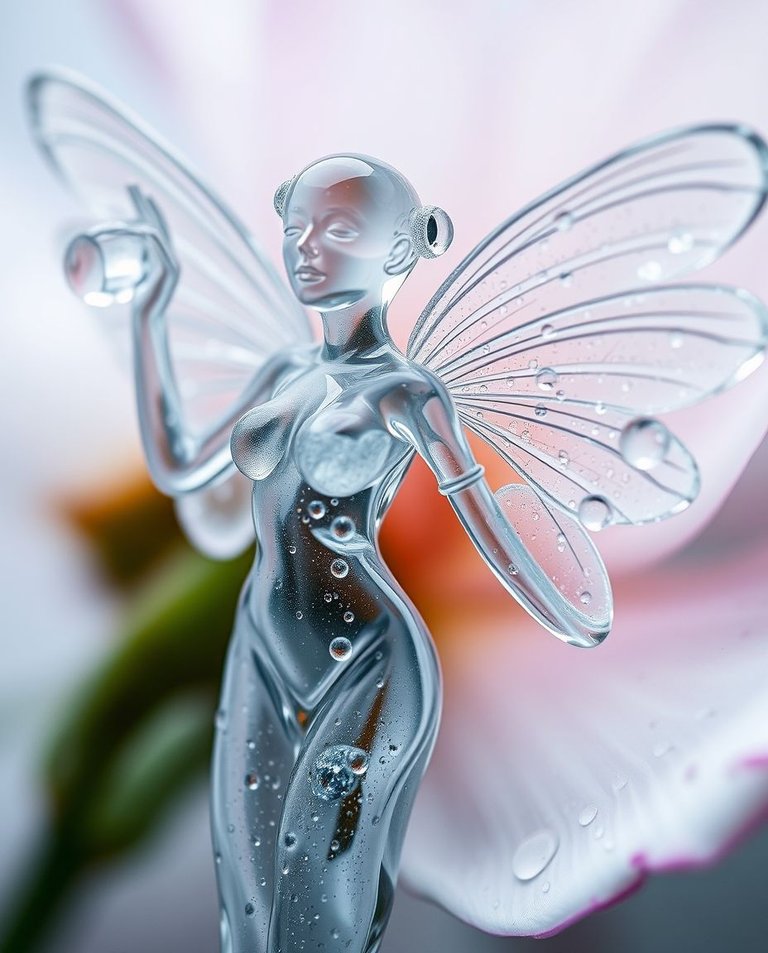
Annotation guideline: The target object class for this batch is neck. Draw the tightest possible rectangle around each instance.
[320,297,393,362]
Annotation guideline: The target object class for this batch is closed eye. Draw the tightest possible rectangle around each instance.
[326,223,359,241]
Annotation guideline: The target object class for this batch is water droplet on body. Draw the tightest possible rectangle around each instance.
[308,500,326,520]
[330,558,349,579]
[329,637,352,661]
[330,515,355,540]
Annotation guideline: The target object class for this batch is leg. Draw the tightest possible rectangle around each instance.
[211,615,299,953]
[267,601,441,953]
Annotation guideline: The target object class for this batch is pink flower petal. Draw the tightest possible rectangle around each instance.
[402,542,768,935]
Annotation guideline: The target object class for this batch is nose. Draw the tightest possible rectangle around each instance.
[297,223,318,259]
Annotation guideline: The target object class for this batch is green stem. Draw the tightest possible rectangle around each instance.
[0,828,85,953]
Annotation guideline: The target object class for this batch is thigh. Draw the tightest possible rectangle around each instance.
[267,612,441,953]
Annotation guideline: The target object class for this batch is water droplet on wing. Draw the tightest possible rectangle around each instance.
[620,418,671,470]
[578,495,612,531]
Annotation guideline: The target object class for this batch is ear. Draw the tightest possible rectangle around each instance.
[383,235,417,276]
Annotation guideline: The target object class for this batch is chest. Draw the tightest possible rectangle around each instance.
[231,365,408,497]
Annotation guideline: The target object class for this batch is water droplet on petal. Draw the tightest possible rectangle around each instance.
[554,210,574,231]
[534,404,547,418]
[578,804,598,827]
[284,832,297,848]
[329,637,352,661]
[620,418,671,470]
[580,591,592,605]
[245,903,255,917]
[512,830,559,881]
[245,773,260,791]
[343,611,354,623]
[578,495,612,531]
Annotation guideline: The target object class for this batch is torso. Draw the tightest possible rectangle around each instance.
[230,344,426,710]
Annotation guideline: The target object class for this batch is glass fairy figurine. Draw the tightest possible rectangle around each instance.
[28,69,768,953]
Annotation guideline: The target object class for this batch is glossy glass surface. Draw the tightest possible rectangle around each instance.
[29,70,768,953]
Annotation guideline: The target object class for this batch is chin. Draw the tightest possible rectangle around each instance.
[300,288,366,311]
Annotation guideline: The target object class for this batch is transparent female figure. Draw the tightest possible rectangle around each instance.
[29,71,768,953]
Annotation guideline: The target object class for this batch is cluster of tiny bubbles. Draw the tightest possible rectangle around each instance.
[329,636,352,661]
[512,829,559,881]
[330,515,355,541]
[620,417,671,470]
[312,745,370,801]
[330,558,349,579]
[308,500,326,520]
[578,494,612,531]
[536,367,558,391]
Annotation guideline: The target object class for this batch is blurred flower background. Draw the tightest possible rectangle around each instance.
[2,1,768,951]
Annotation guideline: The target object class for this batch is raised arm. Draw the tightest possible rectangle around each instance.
[384,373,612,648]
[67,190,288,496]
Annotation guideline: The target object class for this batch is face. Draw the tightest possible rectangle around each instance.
[282,156,416,311]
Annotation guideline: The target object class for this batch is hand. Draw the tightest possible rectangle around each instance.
[64,185,179,308]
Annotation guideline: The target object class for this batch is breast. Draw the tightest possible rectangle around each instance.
[231,394,295,481]
[294,390,404,498]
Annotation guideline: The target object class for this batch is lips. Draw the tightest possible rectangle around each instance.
[295,266,325,283]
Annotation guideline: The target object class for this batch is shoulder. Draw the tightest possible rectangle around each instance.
[375,355,454,417]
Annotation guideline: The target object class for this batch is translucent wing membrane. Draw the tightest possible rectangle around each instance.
[29,70,310,557]
[28,69,311,436]
[410,125,768,528]
[495,484,612,637]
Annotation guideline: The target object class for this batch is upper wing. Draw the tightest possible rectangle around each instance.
[29,68,310,557]
[409,125,768,528]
